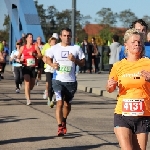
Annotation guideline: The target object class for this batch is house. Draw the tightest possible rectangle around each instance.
[84,24,127,36]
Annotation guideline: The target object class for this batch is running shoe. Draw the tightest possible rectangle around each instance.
[43,90,48,99]
[27,100,32,105]
[19,84,22,89]
[57,127,64,136]
[62,122,67,134]
[35,80,39,86]
[47,97,50,106]
[50,101,54,108]
[16,88,20,93]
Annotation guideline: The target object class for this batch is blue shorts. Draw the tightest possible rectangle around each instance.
[114,114,150,134]
[52,79,77,103]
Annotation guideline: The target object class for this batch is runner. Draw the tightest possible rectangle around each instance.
[42,37,57,107]
[17,33,42,105]
[0,51,4,79]
[106,28,150,150]
[10,42,23,93]
[46,27,85,136]
[35,36,44,86]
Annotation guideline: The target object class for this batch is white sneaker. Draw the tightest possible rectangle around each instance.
[35,80,39,86]
[16,88,20,93]
[27,100,31,105]
[43,90,48,99]
[19,84,22,89]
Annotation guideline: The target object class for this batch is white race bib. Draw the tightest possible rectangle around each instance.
[122,99,144,116]
[27,58,35,66]
[58,65,72,74]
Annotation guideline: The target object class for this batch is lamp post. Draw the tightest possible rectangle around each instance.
[71,0,76,45]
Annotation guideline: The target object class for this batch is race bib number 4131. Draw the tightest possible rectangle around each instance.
[122,99,144,116]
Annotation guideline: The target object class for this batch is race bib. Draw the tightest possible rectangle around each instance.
[122,99,144,116]
[27,58,35,66]
[59,65,72,74]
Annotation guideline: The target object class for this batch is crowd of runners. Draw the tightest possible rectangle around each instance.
[1,19,150,149]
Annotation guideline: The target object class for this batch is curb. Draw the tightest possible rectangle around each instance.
[5,65,117,99]
[78,84,118,99]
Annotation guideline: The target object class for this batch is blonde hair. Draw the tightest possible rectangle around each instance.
[48,37,57,43]
[124,28,145,57]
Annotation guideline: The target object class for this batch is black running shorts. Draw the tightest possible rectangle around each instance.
[114,114,150,134]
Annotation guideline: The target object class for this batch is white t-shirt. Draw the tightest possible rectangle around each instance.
[10,50,22,67]
[46,43,85,82]
[45,48,54,73]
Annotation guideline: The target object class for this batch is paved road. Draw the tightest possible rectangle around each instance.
[0,71,150,150]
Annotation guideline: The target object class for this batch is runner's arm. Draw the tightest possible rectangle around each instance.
[46,56,59,70]
[0,52,4,63]
[73,58,85,67]
[35,45,42,59]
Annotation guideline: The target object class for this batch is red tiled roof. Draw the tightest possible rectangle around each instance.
[84,24,127,36]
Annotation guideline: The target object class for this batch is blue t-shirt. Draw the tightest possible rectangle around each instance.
[119,42,150,60]
[3,46,9,61]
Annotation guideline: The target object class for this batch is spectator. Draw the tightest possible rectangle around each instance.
[91,37,99,73]
[109,35,122,72]
[80,37,92,73]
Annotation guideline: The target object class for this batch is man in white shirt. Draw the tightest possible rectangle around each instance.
[46,27,85,136]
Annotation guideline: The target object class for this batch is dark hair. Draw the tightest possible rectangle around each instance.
[112,35,119,42]
[25,33,33,38]
[60,27,72,35]
[130,19,148,31]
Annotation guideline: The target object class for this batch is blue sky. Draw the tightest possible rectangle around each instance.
[0,0,150,29]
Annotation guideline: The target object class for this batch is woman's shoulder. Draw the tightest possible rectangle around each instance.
[113,59,126,67]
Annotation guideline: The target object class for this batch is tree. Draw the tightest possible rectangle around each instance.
[142,15,150,30]
[0,14,10,41]
[3,14,10,31]
[118,9,138,28]
[34,0,46,37]
[99,25,113,45]
[96,8,117,26]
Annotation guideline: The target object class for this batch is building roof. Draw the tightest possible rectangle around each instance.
[84,24,127,36]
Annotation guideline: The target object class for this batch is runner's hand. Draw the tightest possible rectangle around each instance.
[141,70,150,81]
[52,63,59,70]
[68,53,76,62]
[107,77,117,88]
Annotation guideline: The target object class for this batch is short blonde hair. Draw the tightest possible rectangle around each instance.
[48,37,57,43]
[124,28,145,57]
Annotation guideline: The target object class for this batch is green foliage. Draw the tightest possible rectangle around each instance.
[0,14,10,41]
[96,8,117,26]
[99,26,113,45]
[118,9,138,28]
[142,15,150,31]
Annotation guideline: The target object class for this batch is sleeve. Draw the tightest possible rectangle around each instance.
[77,47,85,60]
[41,45,46,56]
[109,63,118,81]
[10,50,14,58]
[46,47,54,58]
[119,46,125,60]
[41,43,50,56]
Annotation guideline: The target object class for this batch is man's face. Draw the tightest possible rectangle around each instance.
[60,30,71,45]
[36,37,41,43]
[134,22,147,38]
